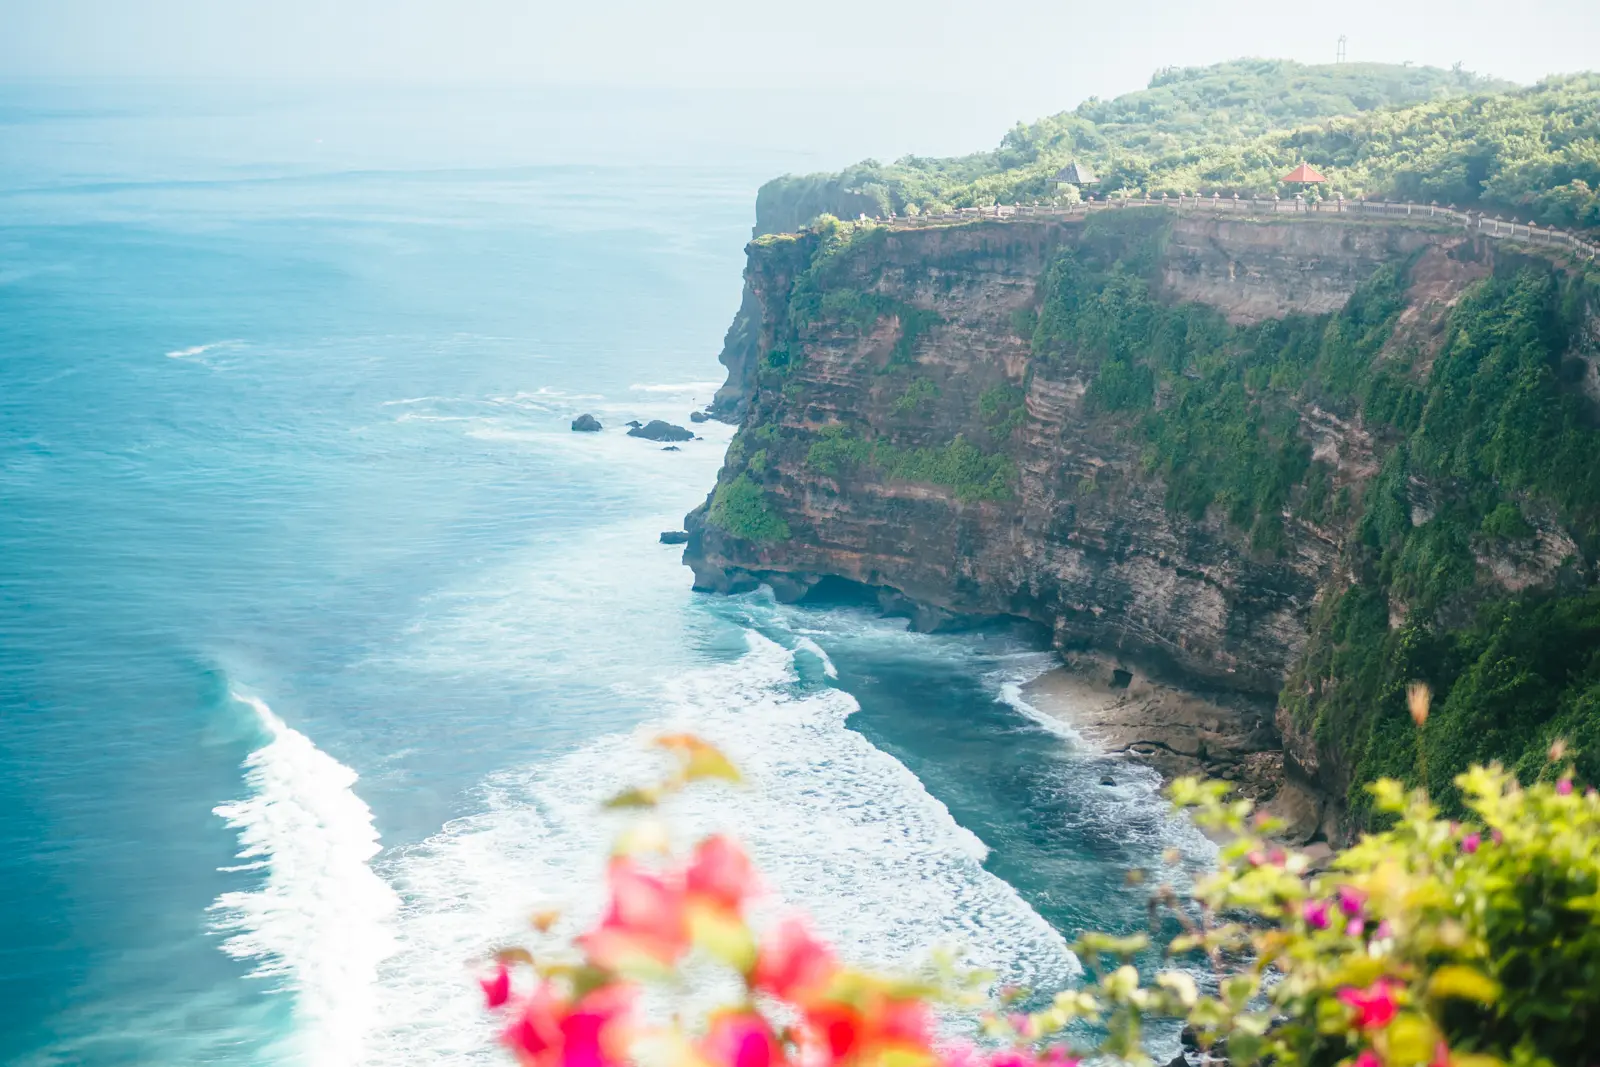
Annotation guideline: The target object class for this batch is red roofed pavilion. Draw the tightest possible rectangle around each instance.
[1282,162,1328,184]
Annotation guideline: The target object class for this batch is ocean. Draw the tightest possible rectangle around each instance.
[0,81,1207,1066]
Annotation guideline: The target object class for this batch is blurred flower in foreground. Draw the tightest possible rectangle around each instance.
[479,733,1600,1067]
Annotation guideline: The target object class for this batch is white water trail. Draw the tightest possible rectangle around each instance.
[166,339,240,360]
[210,693,400,1067]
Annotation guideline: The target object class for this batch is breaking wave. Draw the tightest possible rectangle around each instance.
[210,693,400,1067]
[356,633,1079,1065]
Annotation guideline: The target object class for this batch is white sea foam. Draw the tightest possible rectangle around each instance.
[792,635,839,679]
[628,380,723,394]
[358,633,1078,1065]
[210,693,400,1067]
[997,681,1085,746]
[166,339,241,360]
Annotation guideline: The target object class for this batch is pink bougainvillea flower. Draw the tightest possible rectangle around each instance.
[753,918,837,1002]
[1460,832,1481,854]
[506,983,636,1067]
[686,834,760,913]
[1346,917,1365,938]
[1431,1041,1452,1067]
[1301,899,1331,930]
[481,963,512,1009]
[1337,885,1367,917]
[987,1053,1033,1067]
[1491,829,1504,845]
[578,858,689,969]
[1374,920,1393,940]
[1557,777,1574,796]
[1353,1052,1382,1067]
[1338,980,1400,1031]
[700,1010,785,1067]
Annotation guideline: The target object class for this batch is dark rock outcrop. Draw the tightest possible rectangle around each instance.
[570,413,602,432]
[629,420,693,442]
[659,531,690,545]
[690,411,710,423]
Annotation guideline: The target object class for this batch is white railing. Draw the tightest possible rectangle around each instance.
[847,194,1600,262]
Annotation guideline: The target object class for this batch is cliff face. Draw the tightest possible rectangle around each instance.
[687,210,1600,836]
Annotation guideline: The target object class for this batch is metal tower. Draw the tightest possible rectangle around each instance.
[1336,35,1347,63]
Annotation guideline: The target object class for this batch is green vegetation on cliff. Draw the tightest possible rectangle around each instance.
[1282,268,1600,822]
[807,425,1014,503]
[1031,213,1600,822]
[1031,215,1408,552]
[757,60,1600,236]
[708,473,790,543]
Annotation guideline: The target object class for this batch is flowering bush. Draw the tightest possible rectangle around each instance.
[480,730,1600,1067]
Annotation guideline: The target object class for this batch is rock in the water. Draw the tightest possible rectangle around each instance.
[661,445,681,452]
[1100,775,1116,786]
[628,419,693,442]
[689,411,709,423]
[625,420,643,429]
[570,413,602,432]
[659,531,689,545]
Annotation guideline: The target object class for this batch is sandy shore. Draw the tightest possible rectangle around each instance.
[1020,654,1338,844]
[1020,654,1283,798]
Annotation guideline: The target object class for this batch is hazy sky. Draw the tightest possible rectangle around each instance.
[3,0,1598,122]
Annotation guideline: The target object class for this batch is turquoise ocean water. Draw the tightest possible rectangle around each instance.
[0,82,1206,1066]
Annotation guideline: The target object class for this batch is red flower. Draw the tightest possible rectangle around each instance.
[504,983,634,1067]
[1557,777,1574,796]
[687,835,760,913]
[1353,1052,1382,1067]
[1460,832,1481,854]
[1301,899,1331,930]
[796,994,931,1067]
[481,963,512,1009]
[701,1011,784,1067]
[579,859,689,969]
[1338,980,1400,1031]
[753,919,837,1002]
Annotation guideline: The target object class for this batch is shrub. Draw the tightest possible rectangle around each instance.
[479,728,1600,1067]
[708,475,790,542]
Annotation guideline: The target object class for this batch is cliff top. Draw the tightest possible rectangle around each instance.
[755,60,1598,240]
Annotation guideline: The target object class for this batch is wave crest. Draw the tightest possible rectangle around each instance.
[210,693,399,1067]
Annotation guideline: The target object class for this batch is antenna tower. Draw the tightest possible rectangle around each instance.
[1336,35,1347,63]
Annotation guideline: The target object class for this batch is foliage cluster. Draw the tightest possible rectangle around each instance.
[806,425,1014,503]
[977,383,1027,442]
[480,731,1600,1067]
[780,218,940,373]
[1027,217,1411,552]
[755,61,1600,236]
[1276,267,1600,820]
[708,474,791,543]
[891,378,942,416]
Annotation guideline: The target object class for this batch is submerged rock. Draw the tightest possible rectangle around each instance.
[570,413,602,432]
[659,530,689,545]
[661,445,681,452]
[625,419,643,429]
[628,419,693,442]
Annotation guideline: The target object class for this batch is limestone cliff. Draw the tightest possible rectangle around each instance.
[686,209,1600,838]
